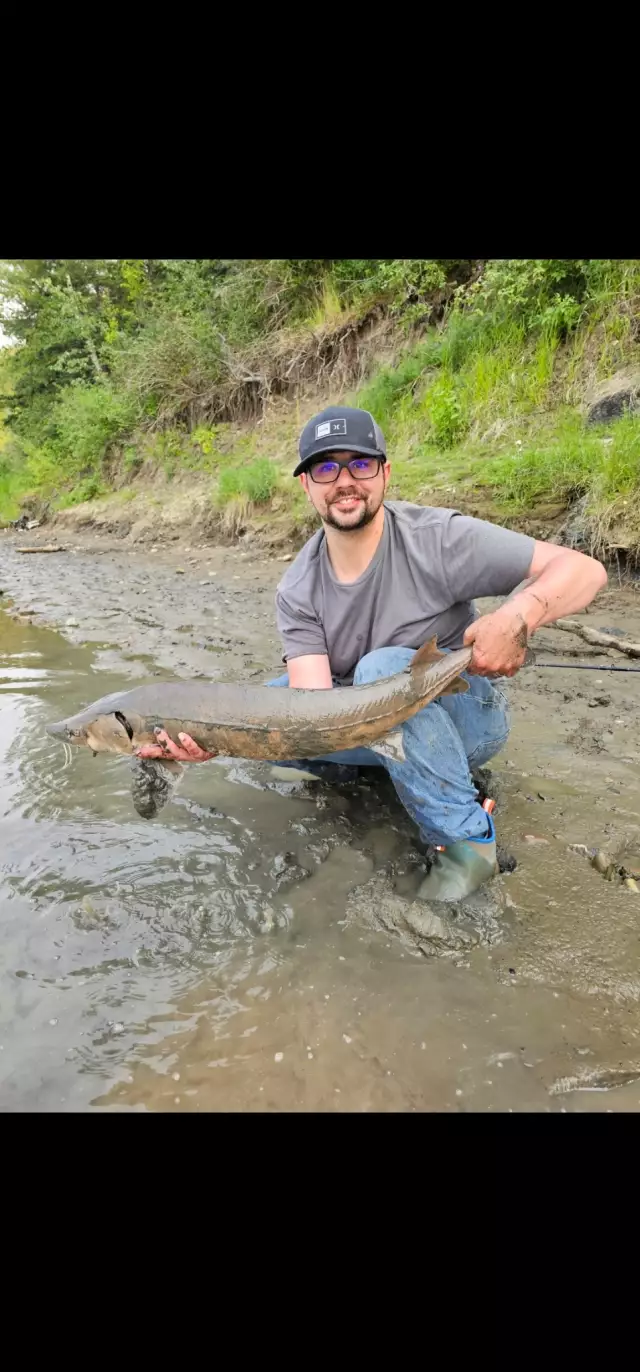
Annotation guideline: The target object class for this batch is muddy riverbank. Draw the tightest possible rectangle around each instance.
[1,527,640,1111]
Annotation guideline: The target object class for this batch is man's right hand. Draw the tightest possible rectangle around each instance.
[135,728,215,762]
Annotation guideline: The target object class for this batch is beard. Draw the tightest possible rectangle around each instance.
[321,485,384,532]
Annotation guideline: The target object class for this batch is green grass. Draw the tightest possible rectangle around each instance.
[357,336,444,429]
[217,457,280,505]
[481,413,640,512]
[304,279,346,330]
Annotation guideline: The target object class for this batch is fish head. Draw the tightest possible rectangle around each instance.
[47,703,142,754]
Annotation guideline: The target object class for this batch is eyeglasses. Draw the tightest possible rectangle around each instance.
[307,455,383,484]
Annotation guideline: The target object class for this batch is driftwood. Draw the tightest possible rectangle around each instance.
[16,545,67,555]
[552,618,640,659]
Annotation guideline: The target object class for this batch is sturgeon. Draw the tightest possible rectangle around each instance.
[47,637,472,818]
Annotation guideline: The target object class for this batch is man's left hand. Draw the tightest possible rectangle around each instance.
[463,607,529,677]
[134,729,215,762]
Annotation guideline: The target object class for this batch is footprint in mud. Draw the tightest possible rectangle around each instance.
[345,873,506,958]
[275,846,375,930]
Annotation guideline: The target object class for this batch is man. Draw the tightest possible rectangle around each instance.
[137,405,607,901]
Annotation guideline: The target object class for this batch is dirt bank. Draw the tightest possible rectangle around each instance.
[14,466,586,562]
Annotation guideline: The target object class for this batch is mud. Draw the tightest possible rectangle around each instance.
[1,526,640,1112]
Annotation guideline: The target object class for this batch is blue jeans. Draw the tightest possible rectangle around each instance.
[267,646,510,848]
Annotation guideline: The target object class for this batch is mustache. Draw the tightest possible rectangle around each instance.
[326,486,366,503]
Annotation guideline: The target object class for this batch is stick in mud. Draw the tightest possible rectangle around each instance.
[16,546,68,554]
[553,618,640,658]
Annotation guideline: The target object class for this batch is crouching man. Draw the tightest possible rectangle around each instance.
[137,406,607,902]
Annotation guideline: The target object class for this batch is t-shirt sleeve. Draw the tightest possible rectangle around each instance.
[441,513,535,602]
[275,587,328,662]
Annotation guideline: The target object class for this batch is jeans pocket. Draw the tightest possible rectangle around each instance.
[488,684,510,715]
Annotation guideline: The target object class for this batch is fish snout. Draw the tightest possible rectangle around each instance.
[47,719,87,744]
[47,719,69,738]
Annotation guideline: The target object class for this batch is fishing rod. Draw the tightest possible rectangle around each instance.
[533,662,640,673]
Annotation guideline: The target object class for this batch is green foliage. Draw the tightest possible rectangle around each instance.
[0,455,24,520]
[15,382,137,500]
[123,445,143,474]
[57,475,107,507]
[482,414,640,511]
[217,458,280,505]
[146,429,192,481]
[192,425,222,455]
[357,337,444,428]
[464,260,589,333]
[420,374,468,448]
[592,413,640,499]
[51,383,136,471]
[2,257,640,553]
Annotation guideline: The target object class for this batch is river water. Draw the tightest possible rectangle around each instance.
[1,537,640,1110]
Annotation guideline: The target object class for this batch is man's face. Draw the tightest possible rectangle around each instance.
[300,450,390,532]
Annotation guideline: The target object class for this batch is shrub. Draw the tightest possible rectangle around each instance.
[52,383,136,470]
[57,475,107,507]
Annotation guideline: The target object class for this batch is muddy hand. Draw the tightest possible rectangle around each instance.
[464,608,529,677]
[134,728,216,762]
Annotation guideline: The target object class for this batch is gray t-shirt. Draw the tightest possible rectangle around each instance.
[275,501,535,684]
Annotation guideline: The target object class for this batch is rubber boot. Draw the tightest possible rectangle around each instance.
[417,811,497,903]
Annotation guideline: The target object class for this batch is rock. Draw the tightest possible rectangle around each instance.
[585,369,640,426]
[590,849,615,877]
[65,617,79,627]
[523,834,550,845]
[588,695,612,707]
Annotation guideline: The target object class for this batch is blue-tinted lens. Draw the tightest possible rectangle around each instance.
[312,461,340,481]
[309,456,380,482]
[349,458,378,475]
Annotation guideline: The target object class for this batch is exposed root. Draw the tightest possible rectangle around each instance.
[187,306,395,428]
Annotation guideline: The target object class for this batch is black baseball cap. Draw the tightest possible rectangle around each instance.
[293,405,387,477]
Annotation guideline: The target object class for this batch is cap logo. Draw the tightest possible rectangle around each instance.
[315,418,347,439]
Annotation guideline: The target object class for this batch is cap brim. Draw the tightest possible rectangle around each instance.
[293,441,386,478]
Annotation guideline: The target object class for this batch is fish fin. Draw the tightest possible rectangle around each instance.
[370,729,406,763]
[409,636,444,671]
[409,637,470,695]
[130,757,184,819]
